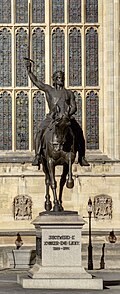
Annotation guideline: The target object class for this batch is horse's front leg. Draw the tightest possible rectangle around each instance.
[45,175,52,211]
[48,158,60,212]
[42,160,52,211]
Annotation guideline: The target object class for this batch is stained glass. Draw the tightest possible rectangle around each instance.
[32,28,45,82]
[52,28,65,74]
[33,91,45,146]
[0,29,12,87]
[86,27,98,86]
[52,0,64,23]
[0,0,11,23]
[74,91,82,127]
[16,28,28,87]
[0,91,12,150]
[86,91,99,149]
[32,0,45,23]
[86,0,98,23]
[16,0,28,23]
[69,28,82,86]
[16,91,29,150]
[69,0,81,23]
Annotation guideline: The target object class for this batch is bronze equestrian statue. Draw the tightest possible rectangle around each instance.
[25,60,89,211]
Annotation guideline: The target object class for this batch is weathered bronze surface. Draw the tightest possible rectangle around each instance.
[25,60,89,212]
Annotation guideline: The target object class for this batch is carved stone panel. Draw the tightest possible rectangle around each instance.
[14,195,32,220]
[94,194,112,219]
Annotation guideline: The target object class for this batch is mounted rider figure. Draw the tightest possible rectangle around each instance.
[25,60,89,168]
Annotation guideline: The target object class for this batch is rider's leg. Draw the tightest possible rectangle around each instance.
[70,118,89,166]
[32,131,42,166]
[32,117,51,166]
[77,130,90,166]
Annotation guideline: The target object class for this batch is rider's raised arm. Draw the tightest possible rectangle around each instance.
[68,90,77,116]
[26,62,52,92]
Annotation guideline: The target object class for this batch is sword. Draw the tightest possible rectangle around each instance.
[24,0,34,65]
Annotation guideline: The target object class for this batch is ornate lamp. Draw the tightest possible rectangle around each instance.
[87,197,93,270]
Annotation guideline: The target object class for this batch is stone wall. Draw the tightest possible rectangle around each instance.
[0,160,119,237]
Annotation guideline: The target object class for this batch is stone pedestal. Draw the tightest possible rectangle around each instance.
[19,211,103,289]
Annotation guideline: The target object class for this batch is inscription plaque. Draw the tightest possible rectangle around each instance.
[42,228,81,266]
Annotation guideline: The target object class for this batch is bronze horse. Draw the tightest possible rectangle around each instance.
[40,106,77,212]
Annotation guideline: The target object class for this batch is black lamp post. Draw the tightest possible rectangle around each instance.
[88,197,93,270]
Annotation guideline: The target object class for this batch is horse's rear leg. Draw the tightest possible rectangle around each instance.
[59,164,69,211]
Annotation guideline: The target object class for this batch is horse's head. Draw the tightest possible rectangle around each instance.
[51,112,71,153]
[51,104,70,127]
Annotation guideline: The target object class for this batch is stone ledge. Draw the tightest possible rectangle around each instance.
[18,275,103,289]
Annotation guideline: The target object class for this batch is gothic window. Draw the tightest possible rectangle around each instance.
[32,28,45,82]
[86,27,98,86]
[52,0,64,23]
[69,28,82,86]
[69,0,81,23]
[52,28,65,74]
[16,0,28,23]
[16,28,28,87]
[0,1,100,153]
[0,29,12,87]
[0,0,11,23]
[0,91,12,150]
[33,91,45,144]
[86,91,99,149]
[86,0,98,23]
[74,91,82,127]
[16,91,29,150]
[32,0,45,23]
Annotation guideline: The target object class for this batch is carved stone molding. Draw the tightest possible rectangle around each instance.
[14,195,32,220]
[94,194,112,219]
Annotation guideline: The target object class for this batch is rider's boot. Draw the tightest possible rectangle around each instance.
[77,143,90,166]
[32,154,41,167]
[81,156,90,166]
[78,155,90,166]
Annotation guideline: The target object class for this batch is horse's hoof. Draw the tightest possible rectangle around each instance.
[59,204,64,211]
[66,178,74,189]
[45,201,52,211]
[53,202,60,212]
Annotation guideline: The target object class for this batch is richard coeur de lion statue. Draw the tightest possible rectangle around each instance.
[25,60,89,169]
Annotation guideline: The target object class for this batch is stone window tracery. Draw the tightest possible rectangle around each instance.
[86,91,99,149]
[0,28,12,87]
[0,0,11,23]
[52,0,64,23]
[33,91,45,146]
[0,91,12,150]
[86,0,98,23]
[16,91,29,150]
[69,0,81,23]
[69,28,82,86]
[16,28,28,87]
[86,27,98,86]
[16,0,28,23]
[32,28,45,82]
[74,91,82,127]
[52,28,65,74]
[0,0,99,152]
[32,0,45,23]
